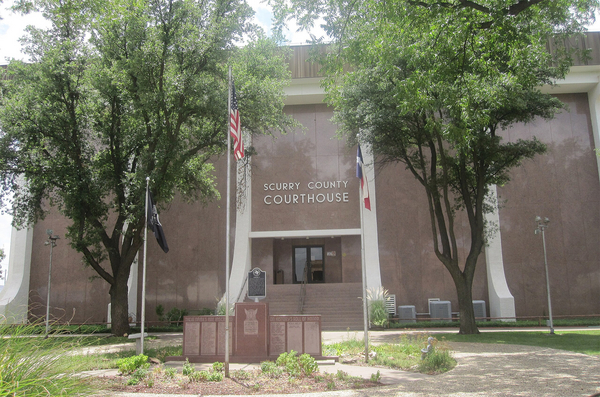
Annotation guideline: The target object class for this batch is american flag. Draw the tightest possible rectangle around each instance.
[356,145,371,210]
[230,81,244,161]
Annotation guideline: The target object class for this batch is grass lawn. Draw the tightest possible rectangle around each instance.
[435,330,600,356]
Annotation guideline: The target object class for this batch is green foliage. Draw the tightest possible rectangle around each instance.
[164,367,178,379]
[271,0,599,335]
[260,360,284,378]
[273,350,318,378]
[438,330,600,356]
[299,353,319,376]
[370,371,381,383]
[156,305,165,322]
[367,287,390,328]
[0,322,93,396]
[116,354,149,375]
[126,367,151,385]
[212,361,224,373]
[166,307,188,323]
[277,350,301,377]
[182,359,195,376]
[0,0,296,335]
[418,340,455,374]
[233,369,251,379]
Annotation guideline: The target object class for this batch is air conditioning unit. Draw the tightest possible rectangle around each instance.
[473,300,487,321]
[386,294,397,316]
[430,301,452,322]
[398,305,416,323]
[428,298,440,315]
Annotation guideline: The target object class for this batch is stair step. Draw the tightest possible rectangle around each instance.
[260,283,365,330]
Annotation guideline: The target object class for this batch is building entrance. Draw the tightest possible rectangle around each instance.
[293,246,324,283]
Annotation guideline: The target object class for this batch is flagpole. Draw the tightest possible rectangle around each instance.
[359,176,369,363]
[141,176,150,355]
[224,66,232,378]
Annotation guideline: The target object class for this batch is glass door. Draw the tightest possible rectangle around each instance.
[293,246,324,283]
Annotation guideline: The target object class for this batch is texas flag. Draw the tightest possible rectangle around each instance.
[356,145,371,211]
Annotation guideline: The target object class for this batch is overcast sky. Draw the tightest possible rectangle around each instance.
[0,2,598,282]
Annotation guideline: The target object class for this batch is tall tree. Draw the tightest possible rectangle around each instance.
[0,0,294,335]
[272,0,599,333]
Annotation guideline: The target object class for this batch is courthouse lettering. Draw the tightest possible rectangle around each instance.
[263,180,350,206]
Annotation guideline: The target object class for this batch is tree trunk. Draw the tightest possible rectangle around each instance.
[109,275,130,336]
[455,275,480,334]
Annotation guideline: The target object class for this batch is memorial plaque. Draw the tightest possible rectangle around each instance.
[270,321,286,355]
[235,302,268,356]
[201,322,217,355]
[243,308,259,335]
[183,321,200,355]
[304,320,321,355]
[248,267,266,300]
[287,321,303,352]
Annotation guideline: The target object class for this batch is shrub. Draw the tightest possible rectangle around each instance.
[166,307,188,323]
[182,359,195,376]
[299,353,318,376]
[261,360,283,377]
[116,354,149,375]
[418,339,456,374]
[366,287,390,328]
[276,350,301,377]
[212,361,224,372]
[207,371,224,382]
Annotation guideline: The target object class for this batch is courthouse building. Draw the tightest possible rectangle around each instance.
[2,37,600,329]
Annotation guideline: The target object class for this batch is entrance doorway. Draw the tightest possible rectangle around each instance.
[293,246,324,283]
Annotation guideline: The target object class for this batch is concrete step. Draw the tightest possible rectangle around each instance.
[262,283,365,330]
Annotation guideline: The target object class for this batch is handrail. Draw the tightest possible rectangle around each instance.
[298,264,308,314]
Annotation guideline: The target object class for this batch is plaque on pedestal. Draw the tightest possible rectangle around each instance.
[235,302,268,357]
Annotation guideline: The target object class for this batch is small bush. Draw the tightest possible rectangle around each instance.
[182,359,195,376]
[117,354,149,375]
[164,367,177,378]
[188,370,205,382]
[261,360,284,378]
[299,353,318,376]
[212,361,224,373]
[370,370,381,382]
[418,339,456,374]
[207,371,224,382]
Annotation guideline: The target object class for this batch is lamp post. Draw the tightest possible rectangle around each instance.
[534,216,553,335]
[44,230,60,336]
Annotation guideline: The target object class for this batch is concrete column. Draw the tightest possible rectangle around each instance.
[587,81,600,180]
[228,145,253,305]
[362,147,383,292]
[484,185,516,321]
[0,226,34,323]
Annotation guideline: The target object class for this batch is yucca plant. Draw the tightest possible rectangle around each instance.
[366,287,390,328]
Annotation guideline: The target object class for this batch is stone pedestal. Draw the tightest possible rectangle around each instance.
[234,302,269,357]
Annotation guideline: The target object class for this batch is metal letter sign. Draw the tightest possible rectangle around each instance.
[247,267,266,301]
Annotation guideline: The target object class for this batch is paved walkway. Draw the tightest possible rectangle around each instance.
[94,329,600,397]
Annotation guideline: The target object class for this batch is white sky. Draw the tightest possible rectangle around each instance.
[0,2,597,282]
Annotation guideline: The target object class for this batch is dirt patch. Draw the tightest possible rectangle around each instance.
[94,366,380,395]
